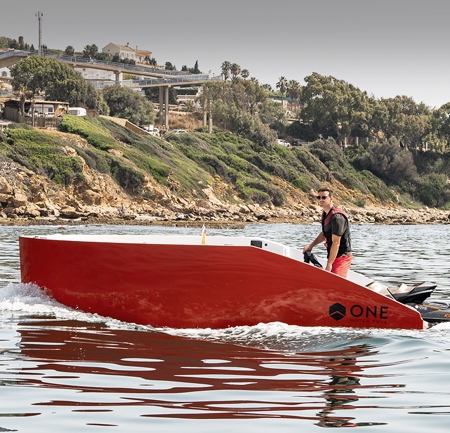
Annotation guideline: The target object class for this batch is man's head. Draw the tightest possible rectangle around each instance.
[316,188,333,208]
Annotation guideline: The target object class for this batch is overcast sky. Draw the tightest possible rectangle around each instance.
[2,0,449,108]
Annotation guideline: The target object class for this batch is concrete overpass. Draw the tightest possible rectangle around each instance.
[0,50,222,129]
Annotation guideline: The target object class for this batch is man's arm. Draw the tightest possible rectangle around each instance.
[303,232,325,253]
[325,233,341,271]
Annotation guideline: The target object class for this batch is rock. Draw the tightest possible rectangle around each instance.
[22,204,41,218]
[0,193,11,203]
[81,190,103,205]
[12,192,28,207]
[0,176,12,194]
[2,206,16,216]
[59,206,86,219]
[108,149,124,157]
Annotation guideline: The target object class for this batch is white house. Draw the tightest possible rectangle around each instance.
[75,67,116,82]
[102,43,136,62]
[102,43,152,65]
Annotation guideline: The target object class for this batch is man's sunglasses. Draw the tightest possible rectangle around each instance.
[316,195,329,200]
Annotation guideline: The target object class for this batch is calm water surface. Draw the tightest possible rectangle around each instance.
[1,223,450,432]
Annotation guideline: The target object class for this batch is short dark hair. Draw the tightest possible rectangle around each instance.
[318,187,333,197]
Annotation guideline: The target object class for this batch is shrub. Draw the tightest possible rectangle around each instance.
[60,115,117,151]
[3,131,83,187]
[109,158,145,195]
[416,174,449,207]
[350,140,418,184]
[235,177,285,206]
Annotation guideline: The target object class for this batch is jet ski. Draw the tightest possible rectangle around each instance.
[304,252,450,325]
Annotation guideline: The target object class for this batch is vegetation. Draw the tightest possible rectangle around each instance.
[9,56,103,110]
[2,37,450,209]
[0,127,83,186]
[0,36,33,51]
[101,86,154,126]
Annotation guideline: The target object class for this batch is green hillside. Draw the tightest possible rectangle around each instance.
[3,115,448,214]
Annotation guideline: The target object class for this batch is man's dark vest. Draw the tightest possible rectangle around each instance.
[321,207,351,257]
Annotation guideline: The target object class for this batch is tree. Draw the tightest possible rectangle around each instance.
[221,61,231,80]
[287,79,301,111]
[192,60,200,74]
[95,52,111,62]
[0,37,11,49]
[351,139,418,184]
[199,79,278,146]
[9,39,19,49]
[65,46,75,56]
[10,56,101,109]
[102,85,154,125]
[182,61,201,74]
[377,96,431,148]
[83,44,98,58]
[299,72,375,144]
[164,62,176,71]
[241,69,250,79]
[10,56,50,99]
[230,63,241,80]
[276,76,288,104]
[426,102,450,151]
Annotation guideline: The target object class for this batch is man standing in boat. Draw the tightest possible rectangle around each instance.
[303,187,352,278]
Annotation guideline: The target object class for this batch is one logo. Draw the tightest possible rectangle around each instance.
[329,303,346,321]
[328,303,389,321]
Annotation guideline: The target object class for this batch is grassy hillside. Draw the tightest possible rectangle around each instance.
[0,115,436,212]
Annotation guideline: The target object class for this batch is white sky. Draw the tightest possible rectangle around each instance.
[1,0,449,108]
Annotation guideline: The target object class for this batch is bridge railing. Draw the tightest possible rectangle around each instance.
[0,50,223,86]
[0,49,29,59]
[39,52,204,78]
[94,74,223,89]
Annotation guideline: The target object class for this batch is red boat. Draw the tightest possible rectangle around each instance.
[19,234,435,330]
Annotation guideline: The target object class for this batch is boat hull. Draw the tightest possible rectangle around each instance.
[19,236,424,330]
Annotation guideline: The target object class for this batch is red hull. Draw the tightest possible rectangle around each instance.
[19,236,424,330]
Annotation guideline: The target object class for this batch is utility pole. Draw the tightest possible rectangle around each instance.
[36,11,43,56]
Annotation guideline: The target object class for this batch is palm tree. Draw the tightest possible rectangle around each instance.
[230,63,241,80]
[276,76,288,108]
[241,69,250,79]
[221,61,231,80]
[287,79,302,111]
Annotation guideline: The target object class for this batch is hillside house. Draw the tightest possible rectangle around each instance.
[3,99,69,127]
[76,67,116,82]
[102,43,152,65]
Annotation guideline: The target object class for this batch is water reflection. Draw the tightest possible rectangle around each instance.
[8,318,398,426]
[315,346,386,428]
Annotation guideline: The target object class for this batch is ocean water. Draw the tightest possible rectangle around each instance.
[1,223,450,432]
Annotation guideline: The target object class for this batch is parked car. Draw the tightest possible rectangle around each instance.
[172,129,186,134]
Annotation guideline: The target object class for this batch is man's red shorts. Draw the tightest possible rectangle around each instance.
[332,253,353,278]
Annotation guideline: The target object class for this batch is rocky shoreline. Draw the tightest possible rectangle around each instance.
[1,158,449,228]
[1,203,449,227]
